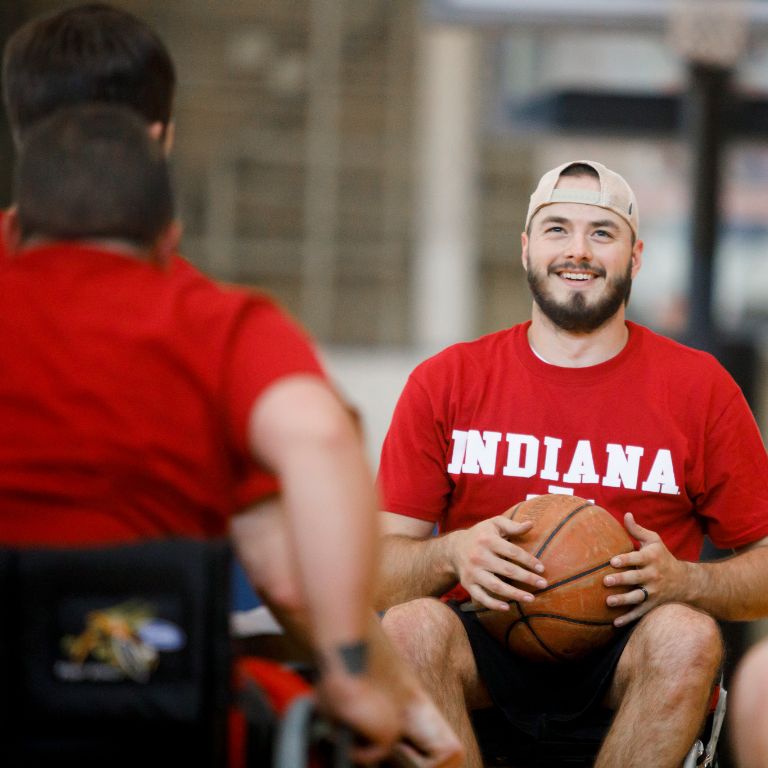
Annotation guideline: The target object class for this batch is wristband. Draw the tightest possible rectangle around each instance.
[319,640,369,677]
[338,640,369,675]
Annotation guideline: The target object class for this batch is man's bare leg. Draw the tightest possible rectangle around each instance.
[382,598,491,768]
[596,603,723,768]
[729,637,768,768]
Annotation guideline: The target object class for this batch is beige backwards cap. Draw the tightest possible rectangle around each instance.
[525,160,638,238]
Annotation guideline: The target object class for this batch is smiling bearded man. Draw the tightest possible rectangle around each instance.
[524,165,635,334]
[373,159,768,768]
[525,245,633,334]
[521,163,642,347]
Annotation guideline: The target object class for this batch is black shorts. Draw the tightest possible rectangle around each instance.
[449,600,634,743]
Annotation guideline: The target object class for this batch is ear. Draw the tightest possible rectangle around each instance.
[148,120,175,156]
[521,231,529,271]
[149,220,182,266]
[630,238,644,279]
[2,206,22,256]
[161,121,175,156]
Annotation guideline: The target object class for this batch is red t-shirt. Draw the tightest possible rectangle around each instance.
[0,241,325,545]
[378,321,768,602]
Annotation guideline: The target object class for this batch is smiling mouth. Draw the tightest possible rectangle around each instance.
[552,269,604,283]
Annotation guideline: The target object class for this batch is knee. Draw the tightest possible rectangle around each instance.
[730,639,768,768]
[642,604,723,680]
[381,597,459,669]
[732,638,768,722]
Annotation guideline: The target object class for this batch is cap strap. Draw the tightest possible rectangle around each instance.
[549,188,601,205]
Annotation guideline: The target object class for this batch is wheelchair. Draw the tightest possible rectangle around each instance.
[0,538,234,767]
[683,680,727,768]
[0,537,728,768]
[0,538,348,768]
[472,676,728,768]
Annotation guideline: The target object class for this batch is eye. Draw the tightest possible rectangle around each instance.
[545,226,565,234]
[593,229,613,239]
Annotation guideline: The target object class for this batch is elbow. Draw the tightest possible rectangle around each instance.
[251,378,364,470]
[373,587,393,614]
[257,573,307,622]
[238,550,308,625]
[301,410,359,458]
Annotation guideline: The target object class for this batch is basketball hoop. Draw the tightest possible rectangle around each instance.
[667,0,749,68]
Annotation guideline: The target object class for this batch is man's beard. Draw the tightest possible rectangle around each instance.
[526,257,633,334]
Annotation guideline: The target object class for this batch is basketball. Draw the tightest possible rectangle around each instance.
[473,494,635,663]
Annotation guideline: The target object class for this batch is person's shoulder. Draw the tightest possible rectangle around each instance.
[632,322,717,362]
[630,322,736,384]
[167,254,275,306]
[164,254,293,334]
[411,325,521,380]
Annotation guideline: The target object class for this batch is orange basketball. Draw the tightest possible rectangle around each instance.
[474,494,635,663]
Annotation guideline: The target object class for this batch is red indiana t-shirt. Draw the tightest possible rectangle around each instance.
[378,321,768,602]
[0,241,325,545]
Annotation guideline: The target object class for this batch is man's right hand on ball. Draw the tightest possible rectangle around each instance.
[448,515,547,611]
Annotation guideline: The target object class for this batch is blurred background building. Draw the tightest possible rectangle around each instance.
[4,0,767,451]
[4,0,768,450]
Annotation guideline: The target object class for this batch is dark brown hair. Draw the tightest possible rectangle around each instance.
[3,3,175,143]
[16,103,174,247]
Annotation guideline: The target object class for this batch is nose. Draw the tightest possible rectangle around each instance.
[564,232,592,262]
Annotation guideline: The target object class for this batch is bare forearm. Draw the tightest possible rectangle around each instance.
[232,498,367,662]
[678,548,768,621]
[248,378,378,657]
[375,531,461,611]
[280,435,377,653]
[235,500,387,674]
[233,498,463,765]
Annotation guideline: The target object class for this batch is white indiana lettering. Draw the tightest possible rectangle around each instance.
[502,433,539,477]
[448,429,502,475]
[641,449,680,494]
[540,436,562,481]
[446,430,679,496]
[603,443,644,489]
[446,430,468,474]
[562,440,600,484]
